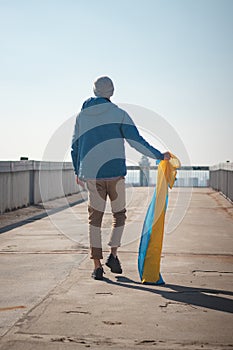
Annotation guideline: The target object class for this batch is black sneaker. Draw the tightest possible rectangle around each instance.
[92,267,104,280]
[105,254,122,274]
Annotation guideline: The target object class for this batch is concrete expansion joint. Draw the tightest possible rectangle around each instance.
[164,252,233,258]
[1,332,232,350]
[0,249,89,255]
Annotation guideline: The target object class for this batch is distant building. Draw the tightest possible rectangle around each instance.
[139,156,150,186]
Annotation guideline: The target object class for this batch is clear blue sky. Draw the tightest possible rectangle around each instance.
[0,0,232,165]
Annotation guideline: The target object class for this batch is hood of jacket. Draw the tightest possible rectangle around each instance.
[81,97,115,116]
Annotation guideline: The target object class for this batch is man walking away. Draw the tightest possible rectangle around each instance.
[71,76,170,280]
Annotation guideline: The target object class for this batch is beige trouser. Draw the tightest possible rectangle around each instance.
[86,177,126,260]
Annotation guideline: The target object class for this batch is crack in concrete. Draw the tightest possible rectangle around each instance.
[192,269,233,275]
[0,306,26,312]
[50,335,116,346]
[159,301,198,310]
[63,310,91,315]
[102,321,122,325]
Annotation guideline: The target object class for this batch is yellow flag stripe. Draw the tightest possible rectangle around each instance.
[142,155,180,283]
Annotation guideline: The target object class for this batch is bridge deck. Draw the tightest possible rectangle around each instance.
[0,188,232,349]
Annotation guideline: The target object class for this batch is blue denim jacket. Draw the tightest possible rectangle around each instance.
[71,97,164,179]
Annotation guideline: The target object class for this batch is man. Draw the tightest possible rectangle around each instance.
[71,76,170,280]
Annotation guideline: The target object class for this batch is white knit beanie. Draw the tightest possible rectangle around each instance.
[93,76,114,98]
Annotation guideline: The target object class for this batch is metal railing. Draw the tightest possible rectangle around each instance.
[209,163,233,202]
[126,165,209,187]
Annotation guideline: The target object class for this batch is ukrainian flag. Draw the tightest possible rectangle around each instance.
[138,155,180,284]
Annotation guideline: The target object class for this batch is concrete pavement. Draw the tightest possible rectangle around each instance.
[0,188,233,349]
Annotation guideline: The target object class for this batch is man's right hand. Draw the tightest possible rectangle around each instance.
[76,176,85,187]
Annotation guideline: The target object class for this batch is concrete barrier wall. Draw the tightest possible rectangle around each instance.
[209,163,233,202]
[0,161,212,214]
[0,161,78,214]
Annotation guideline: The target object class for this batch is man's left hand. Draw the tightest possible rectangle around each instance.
[76,176,85,187]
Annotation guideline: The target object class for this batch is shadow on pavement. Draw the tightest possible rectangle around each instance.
[0,198,86,235]
[104,276,233,314]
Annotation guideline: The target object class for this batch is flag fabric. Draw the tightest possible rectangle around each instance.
[138,155,181,284]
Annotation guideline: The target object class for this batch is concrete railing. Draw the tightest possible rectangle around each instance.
[0,161,211,214]
[209,163,233,202]
[0,161,78,214]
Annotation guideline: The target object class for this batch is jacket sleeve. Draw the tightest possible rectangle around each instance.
[71,116,80,175]
[120,112,164,160]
